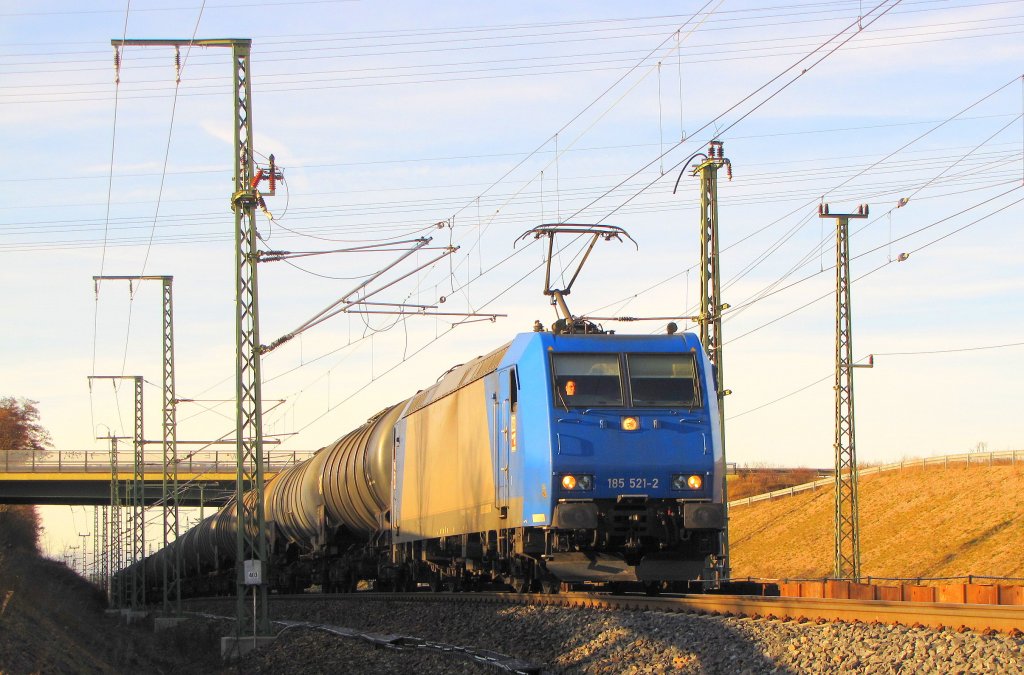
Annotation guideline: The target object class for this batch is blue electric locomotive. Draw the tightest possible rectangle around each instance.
[131,225,727,597]
[381,327,725,593]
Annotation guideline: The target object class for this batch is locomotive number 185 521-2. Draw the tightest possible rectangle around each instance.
[607,477,659,489]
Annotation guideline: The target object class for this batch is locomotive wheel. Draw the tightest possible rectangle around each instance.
[644,581,662,597]
[540,577,560,595]
[509,575,529,594]
[609,582,627,596]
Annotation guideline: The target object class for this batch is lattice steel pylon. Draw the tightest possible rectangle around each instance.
[160,277,180,614]
[110,37,270,635]
[93,274,180,614]
[130,375,145,609]
[229,39,271,638]
[819,203,872,581]
[684,141,733,577]
[92,506,100,585]
[91,376,143,607]
[100,505,109,597]
[107,435,122,607]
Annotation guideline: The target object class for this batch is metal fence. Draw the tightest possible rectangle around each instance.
[729,449,1022,508]
[0,448,317,474]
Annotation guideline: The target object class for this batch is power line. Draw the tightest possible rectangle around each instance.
[5,117,1016,188]
[12,5,1019,105]
[13,17,1020,91]
[2,0,1011,59]
[90,0,132,451]
[723,190,1023,346]
[4,167,1017,254]
[568,0,905,228]
[729,340,1024,421]
[574,77,1023,325]
[274,240,547,444]
[874,341,1024,356]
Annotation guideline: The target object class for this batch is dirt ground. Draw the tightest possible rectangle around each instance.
[0,550,496,674]
[0,549,227,674]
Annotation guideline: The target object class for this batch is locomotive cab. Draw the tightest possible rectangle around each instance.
[486,330,726,589]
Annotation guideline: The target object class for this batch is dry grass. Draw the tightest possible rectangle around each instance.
[729,463,1024,581]
[0,544,225,673]
[727,468,822,501]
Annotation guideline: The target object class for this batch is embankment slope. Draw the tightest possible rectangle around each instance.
[730,463,1024,580]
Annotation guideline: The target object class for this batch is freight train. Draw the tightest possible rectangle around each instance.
[127,320,726,598]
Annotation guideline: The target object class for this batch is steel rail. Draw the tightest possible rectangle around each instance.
[215,591,1024,634]
[186,610,543,673]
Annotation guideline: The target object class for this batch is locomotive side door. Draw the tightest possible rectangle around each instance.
[494,366,517,519]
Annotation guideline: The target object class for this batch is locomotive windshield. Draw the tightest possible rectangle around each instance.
[551,352,700,408]
[626,353,700,407]
[552,353,623,407]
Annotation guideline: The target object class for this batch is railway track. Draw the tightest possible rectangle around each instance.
[183,591,1024,673]
[220,590,1024,634]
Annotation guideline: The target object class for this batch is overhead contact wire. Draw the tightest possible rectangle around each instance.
[91,0,131,446]
[575,0,904,226]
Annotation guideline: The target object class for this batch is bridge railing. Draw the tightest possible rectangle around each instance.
[729,449,1022,508]
[1,448,318,474]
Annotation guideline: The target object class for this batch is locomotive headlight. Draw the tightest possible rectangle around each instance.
[621,416,640,431]
[672,473,704,490]
[560,474,594,490]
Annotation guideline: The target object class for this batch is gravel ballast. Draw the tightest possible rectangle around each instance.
[186,597,1024,674]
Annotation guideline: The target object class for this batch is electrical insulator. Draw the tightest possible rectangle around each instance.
[824,204,829,215]
[251,169,265,189]
[268,154,277,193]
[863,203,869,216]
[818,204,824,215]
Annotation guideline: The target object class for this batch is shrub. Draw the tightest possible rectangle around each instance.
[0,505,40,553]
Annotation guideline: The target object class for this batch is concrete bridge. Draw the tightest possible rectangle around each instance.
[0,448,316,507]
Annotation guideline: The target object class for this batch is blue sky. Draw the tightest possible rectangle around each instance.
[1,0,1022,559]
